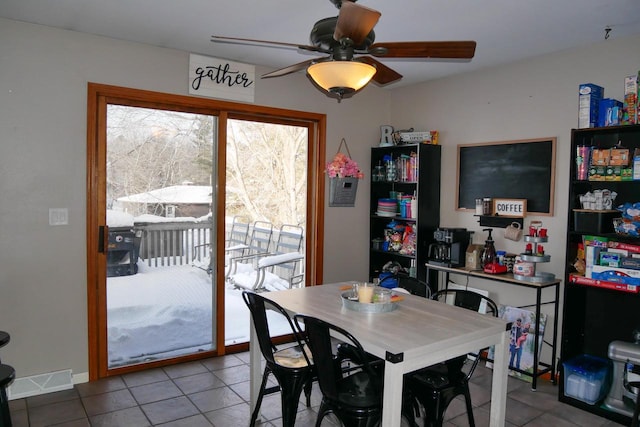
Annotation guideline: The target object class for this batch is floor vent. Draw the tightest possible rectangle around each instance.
[8,369,73,400]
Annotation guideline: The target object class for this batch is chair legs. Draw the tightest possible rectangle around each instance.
[250,366,312,427]
[249,368,271,427]
[315,402,381,427]
[631,381,640,427]
[272,369,311,427]
[410,384,475,427]
[0,364,15,427]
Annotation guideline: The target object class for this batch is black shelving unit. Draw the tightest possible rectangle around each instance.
[559,124,640,424]
[369,143,441,296]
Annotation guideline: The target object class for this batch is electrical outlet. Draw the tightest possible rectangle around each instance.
[49,208,68,226]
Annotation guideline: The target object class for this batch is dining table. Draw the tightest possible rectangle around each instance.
[248,282,511,427]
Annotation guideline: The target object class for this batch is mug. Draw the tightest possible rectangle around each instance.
[504,222,523,241]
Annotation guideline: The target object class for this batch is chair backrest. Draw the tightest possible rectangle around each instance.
[432,288,498,378]
[242,291,310,367]
[293,314,381,402]
[270,224,304,279]
[273,224,304,254]
[245,221,273,255]
[432,288,498,317]
[225,216,250,249]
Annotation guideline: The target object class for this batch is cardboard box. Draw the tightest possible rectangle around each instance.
[598,98,623,127]
[610,148,630,166]
[599,252,622,267]
[588,165,606,181]
[623,75,638,125]
[584,235,609,247]
[579,83,604,128]
[585,245,602,278]
[608,240,640,254]
[570,273,640,293]
[591,148,610,166]
[621,257,640,270]
[591,265,640,286]
[605,165,622,181]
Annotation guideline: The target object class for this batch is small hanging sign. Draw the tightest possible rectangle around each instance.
[493,198,527,218]
[188,53,255,103]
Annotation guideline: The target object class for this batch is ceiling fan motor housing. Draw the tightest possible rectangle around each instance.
[310,17,375,51]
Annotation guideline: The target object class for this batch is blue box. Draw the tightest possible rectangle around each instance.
[591,265,640,286]
[598,98,623,127]
[579,84,605,128]
[563,354,611,405]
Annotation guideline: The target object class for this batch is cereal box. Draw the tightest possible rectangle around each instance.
[624,75,638,125]
[579,83,604,128]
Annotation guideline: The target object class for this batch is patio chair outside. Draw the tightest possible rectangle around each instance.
[229,224,304,291]
[192,215,251,274]
[225,220,274,279]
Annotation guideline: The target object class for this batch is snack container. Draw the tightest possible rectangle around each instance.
[563,354,611,405]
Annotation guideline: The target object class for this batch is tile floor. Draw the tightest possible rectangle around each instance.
[7,351,626,427]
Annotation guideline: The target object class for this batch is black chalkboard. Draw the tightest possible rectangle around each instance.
[456,138,556,215]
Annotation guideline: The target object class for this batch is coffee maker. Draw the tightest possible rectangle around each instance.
[604,331,640,417]
[428,227,472,267]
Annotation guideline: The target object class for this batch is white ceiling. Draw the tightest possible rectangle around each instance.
[2,0,640,88]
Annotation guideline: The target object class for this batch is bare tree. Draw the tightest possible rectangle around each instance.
[106,106,307,228]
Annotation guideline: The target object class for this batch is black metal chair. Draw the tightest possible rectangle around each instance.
[404,288,498,427]
[242,291,314,427]
[294,314,385,427]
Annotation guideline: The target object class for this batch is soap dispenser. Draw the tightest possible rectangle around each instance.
[481,228,497,267]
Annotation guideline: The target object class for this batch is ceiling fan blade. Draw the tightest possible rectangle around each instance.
[261,58,326,79]
[358,57,402,86]
[334,1,381,46]
[211,35,328,54]
[369,41,477,59]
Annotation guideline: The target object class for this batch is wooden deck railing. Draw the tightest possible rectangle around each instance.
[134,220,212,267]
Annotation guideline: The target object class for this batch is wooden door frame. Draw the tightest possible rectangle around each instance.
[86,83,325,379]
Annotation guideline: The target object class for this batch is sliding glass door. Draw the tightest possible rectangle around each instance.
[105,105,217,368]
[87,83,325,379]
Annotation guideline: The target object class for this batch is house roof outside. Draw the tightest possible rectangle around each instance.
[117,185,213,205]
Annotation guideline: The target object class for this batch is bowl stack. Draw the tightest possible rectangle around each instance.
[376,198,397,217]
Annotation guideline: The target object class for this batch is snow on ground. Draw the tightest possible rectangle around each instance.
[107,261,290,367]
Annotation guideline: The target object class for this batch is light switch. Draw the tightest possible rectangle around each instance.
[49,208,69,226]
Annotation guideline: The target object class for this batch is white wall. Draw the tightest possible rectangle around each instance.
[1,15,639,384]
[0,18,389,380]
[390,34,640,362]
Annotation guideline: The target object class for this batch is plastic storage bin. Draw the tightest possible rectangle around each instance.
[563,354,612,405]
[573,210,618,233]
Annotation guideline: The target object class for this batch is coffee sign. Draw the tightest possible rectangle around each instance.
[493,198,527,217]
[189,54,255,103]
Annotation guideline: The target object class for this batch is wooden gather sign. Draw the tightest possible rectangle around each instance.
[493,198,527,217]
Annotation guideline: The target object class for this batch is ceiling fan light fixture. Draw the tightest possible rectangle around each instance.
[307,61,377,97]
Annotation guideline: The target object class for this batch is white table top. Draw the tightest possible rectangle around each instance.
[265,283,508,366]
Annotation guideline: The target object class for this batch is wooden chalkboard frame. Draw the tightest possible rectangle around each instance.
[456,138,556,215]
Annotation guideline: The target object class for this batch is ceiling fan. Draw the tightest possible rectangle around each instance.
[211,0,476,100]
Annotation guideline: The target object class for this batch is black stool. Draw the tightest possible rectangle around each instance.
[0,332,9,351]
[0,364,14,427]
